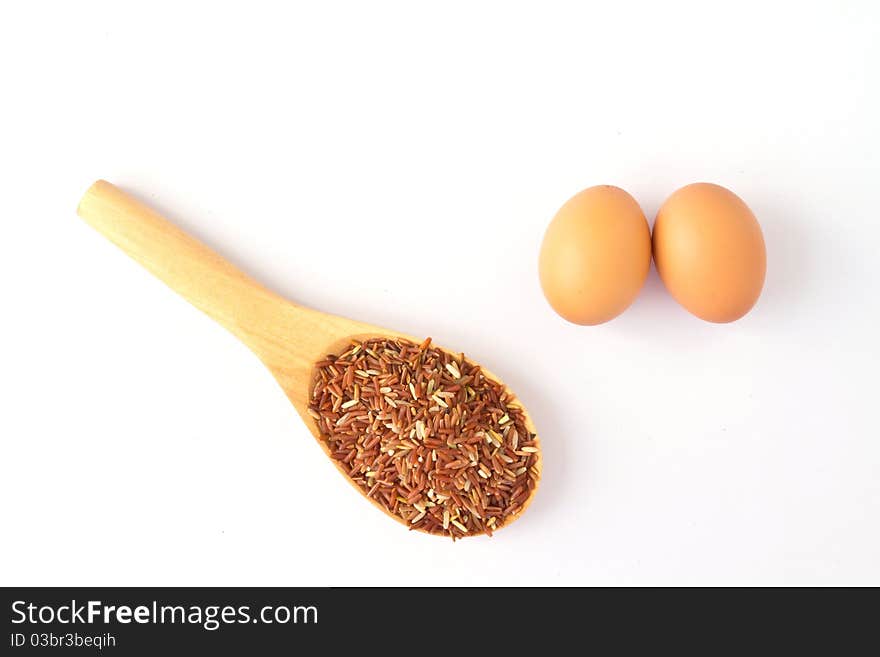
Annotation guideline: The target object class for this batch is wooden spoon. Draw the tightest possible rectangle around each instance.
[76,180,541,536]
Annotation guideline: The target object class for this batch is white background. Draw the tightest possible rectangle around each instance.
[1,1,878,586]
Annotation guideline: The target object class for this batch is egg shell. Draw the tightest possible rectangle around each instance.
[539,185,651,325]
[652,183,766,323]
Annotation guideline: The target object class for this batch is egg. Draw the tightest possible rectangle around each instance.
[652,183,766,323]
[539,185,651,325]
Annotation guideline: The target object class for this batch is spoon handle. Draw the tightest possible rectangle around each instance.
[76,180,300,362]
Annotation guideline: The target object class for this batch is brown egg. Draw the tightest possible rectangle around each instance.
[652,183,766,323]
[539,185,651,325]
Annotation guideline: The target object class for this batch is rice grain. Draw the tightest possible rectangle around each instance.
[309,337,539,539]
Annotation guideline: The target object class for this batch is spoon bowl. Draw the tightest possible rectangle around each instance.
[77,180,541,536]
